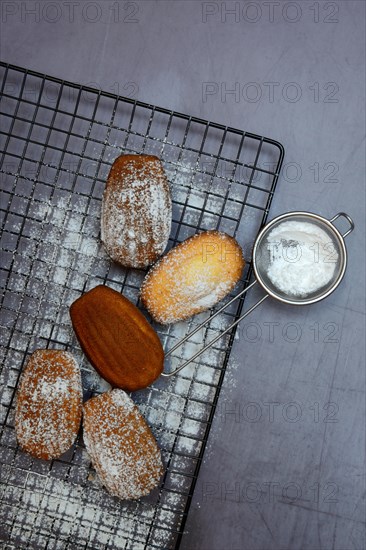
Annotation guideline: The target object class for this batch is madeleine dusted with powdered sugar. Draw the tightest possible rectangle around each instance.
[141,230,245,324]
[83,389,163,500]
[15,350,82,460]
[101,154,172,269]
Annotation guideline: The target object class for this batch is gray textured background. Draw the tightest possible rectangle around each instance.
[1,1,365,549]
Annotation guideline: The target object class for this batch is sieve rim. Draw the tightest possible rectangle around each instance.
[252,211,348,306]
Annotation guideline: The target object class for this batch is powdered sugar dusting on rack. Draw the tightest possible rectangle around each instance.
[1,64,283,550]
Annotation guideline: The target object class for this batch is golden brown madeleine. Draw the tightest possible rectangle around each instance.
[83,389,163,500]
[141,230,245,324]
[101,154,172,268]
[15,349,82,460]
[70,285,164,391]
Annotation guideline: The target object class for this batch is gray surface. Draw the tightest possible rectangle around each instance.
[1,1,365,549]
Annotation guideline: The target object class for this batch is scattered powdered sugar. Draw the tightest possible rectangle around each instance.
[38,377,69,398]
[193,280,232,308]
[110,387,135,411]
[265,220,339,297]
[1,473,178,549]
[3,153,246,547]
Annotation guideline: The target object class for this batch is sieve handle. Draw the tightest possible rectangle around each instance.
[329,212,355,238]
[162,281,268,377]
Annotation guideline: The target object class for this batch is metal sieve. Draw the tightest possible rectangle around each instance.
[252,211,354,305]
[162,211,354,376]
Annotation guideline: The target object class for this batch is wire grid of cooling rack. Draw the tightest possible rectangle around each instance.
[0,62,284,550]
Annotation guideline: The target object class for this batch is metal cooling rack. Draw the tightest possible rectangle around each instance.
[0,62,284,550]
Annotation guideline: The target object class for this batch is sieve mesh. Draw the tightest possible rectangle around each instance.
[253,213,346,304]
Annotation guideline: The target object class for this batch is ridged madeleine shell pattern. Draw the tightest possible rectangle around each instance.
[70,285,164,391]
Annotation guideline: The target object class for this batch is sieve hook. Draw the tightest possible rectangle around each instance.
[329,212,355,238]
